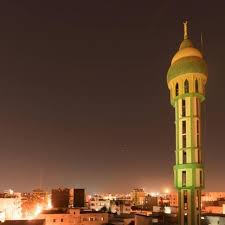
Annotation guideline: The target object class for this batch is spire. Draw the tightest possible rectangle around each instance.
[183,21,188,39]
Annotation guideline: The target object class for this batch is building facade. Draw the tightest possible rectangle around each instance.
[110,200,132,215]
[52,189,70,209]
[167,22,208,225]
[69,189,85,208]
[89,195,110,212]
[0,191,22,220]
[37,208,108,225]
[130,189,146,206]
[202,192,225,202]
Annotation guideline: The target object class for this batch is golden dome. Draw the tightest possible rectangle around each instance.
[167,22,208,83]
[171,46,203,65]
[167,38,207,83]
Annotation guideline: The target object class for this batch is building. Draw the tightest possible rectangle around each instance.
[109,214,134,225]
[74,189,85,208]
[101,193,131,201]
[71,189,85,208]
[37,208,108,225]
[21,189,51,219]
[80,210,108,225]
[203,206,224,214]
[202,192,225,202]
[167,21,208,225]
[0,191,22,220]
[143,195,158,210]
[135,213,177,225]
[110,200,132,215]
[135,214,152,225]
[202,214,225,225]
[52,189,70,208]
[167,192,178,207]
[130,189,146,206]
[1,219,45,225]
[52,188,86,209]
[89,195,110,211]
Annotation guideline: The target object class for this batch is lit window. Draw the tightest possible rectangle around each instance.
[184,79,189,93]
[184,190,188,209]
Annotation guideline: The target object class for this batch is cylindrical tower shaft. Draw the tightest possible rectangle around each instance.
[167,22,207,225]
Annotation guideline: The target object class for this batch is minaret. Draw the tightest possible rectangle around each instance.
[167,22,208,225]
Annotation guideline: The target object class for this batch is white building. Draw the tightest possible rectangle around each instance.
[0,191,22,220]
[89,196,110,211]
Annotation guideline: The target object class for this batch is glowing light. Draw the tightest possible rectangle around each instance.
[8,189,14,195]
[150,192,156,196]
[164,207,171,214]
[34,204,42,217]
[47,196,52,209]
[150,192,159,197]
[164,189,170,194]
[0,212,5,223]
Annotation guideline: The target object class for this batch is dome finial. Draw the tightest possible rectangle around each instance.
[183,21,188,39]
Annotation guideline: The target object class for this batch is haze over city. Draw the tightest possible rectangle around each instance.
[0,0,224,193]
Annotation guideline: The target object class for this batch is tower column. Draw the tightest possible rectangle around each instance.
[167,22,207,225]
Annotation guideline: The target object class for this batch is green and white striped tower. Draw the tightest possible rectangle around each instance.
[167,22,208,225]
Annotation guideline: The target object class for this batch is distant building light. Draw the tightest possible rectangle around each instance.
[164,207,171,214]
[164,189,170,194]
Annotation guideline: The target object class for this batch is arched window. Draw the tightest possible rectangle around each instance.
[195,79,199,92]
[184,79,189,93]
[175,83,179,96]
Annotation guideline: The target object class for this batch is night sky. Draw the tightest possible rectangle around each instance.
[0,1,224,193]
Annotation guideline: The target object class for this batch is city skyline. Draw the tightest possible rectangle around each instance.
[0,1,224,192]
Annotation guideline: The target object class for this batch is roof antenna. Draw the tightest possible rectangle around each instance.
[201,32,204,55]
[183,21,188,39]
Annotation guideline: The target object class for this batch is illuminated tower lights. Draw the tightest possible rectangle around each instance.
[167,22,208,225]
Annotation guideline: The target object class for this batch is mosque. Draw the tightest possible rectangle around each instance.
[167,22,208,225]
